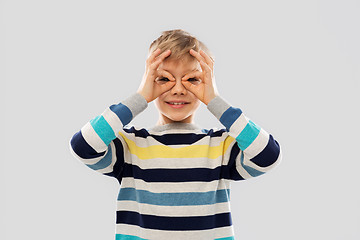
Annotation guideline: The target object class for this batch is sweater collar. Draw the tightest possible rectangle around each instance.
[148,122,202,133]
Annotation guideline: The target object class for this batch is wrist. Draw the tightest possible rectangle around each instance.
[136,90,151,103]
[205,94,218,106]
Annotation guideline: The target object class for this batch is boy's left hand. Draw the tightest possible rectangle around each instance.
[181,49,219,105]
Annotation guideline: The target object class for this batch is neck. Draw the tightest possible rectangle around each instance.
[156,115,195,126]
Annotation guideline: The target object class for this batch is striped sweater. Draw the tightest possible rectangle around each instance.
[69,92,282,240]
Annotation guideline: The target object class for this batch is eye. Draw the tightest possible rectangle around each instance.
[187,78,199,82]
[156,77,170,85]
[187,78,200,85]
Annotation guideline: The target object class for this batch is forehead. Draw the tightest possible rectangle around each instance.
[159,59,200,72]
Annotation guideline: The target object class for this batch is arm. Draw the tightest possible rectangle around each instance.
[207,95,282,180]
[181,49,281,180]
[69,93,148,179]
[69,47,174,179]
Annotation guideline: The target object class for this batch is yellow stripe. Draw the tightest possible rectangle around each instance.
[119,132,236,160]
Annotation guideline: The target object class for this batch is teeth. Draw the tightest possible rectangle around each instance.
[169,102,186,105]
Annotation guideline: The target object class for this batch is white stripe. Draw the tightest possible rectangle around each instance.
[131,155,226,170]
[228,113,249,138]
[148,128,209,136]
[102,107,123,137]
[115,224,234,240]
[80,122,107,153]
[120,177,231,193]
[116,200,232,217]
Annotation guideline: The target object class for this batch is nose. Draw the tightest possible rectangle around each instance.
[170,78,187,95]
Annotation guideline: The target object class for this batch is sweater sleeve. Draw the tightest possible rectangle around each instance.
[207,95,282,180]
[69,92,148,180]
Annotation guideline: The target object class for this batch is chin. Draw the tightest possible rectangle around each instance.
[166,114,192,123]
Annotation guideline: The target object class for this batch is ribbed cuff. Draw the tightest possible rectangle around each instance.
[121,92,148,119]
[206,95,231,120]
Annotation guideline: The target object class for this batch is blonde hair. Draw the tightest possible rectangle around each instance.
[148,29,214,63]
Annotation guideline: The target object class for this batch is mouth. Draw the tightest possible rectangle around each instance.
[165,101,190,108]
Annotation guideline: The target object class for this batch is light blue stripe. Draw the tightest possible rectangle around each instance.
[89,115,116,146]
[86,145,112,170]
[240,151,265,177]
[116,233,233,240]
[116,234,147,240]
[117,188,230,206]
[236,119,261,150]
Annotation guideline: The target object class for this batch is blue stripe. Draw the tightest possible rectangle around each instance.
[115,234,234,240]
[116,234,147,240]
[70,130,105,159]
[122,163,225,182]
[86,145,112,170]
[124,126,226,143]
[236,119,261,150]
[250,134,281,167]
[110,103,133,126]
[219,107,242,131]
[116,211,232,230]
[89,115,116,146]
[117,188,230,206]
[240,151,265,177]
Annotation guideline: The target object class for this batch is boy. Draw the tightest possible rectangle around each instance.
[69,29,282,240]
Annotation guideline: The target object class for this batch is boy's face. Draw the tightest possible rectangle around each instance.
[154,58,201,125]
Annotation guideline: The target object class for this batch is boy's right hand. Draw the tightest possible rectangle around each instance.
[137,48,175,103]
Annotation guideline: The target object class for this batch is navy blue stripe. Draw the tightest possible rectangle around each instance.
[250,134,281,167]
[122,163,237,182]
[219,107,242,131]
[223,142,245,181]
[70,130,105,159]
[104,138,125,182]
[123,126,151,137]
[116,211,232,230]
[123,127,227,145]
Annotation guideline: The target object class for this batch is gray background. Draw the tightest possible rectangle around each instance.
[2,0,359,239]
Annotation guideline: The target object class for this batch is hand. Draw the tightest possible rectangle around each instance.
[137,48,176,103]
[181,49,219,105]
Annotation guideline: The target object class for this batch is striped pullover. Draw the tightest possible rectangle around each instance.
[69,92,282,240]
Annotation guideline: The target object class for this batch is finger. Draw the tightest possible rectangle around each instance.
[151,49,171,70]
[181,70,202,81]
[157,69,175,81]
[181,81,199,96]
[189,50,212,75]
[155,81,176,96]
[199,49,214,68]
[147,48,162,65]
[189,49,206,65]
[199,60,214,85]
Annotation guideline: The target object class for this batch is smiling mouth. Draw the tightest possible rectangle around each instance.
[166,102,189,105]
